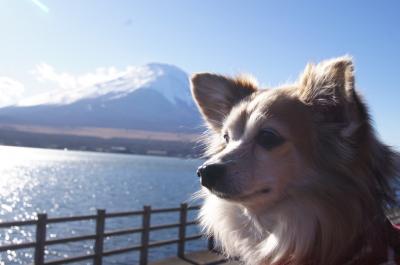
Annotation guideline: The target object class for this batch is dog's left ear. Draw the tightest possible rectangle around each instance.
[191,73,257,132]
[298,56,366,135]
[298,56,355,105]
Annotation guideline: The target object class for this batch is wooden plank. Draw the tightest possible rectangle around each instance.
[182,250,227,264]
[149,256,193,265]
[149,251,240,265]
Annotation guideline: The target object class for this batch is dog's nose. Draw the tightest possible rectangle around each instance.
[197,163,226,189]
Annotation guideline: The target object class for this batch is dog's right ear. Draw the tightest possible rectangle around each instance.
[191,73,257,132]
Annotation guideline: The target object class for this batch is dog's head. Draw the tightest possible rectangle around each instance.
[191,56,375,210]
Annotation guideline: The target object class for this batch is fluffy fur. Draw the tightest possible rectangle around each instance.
[191,56,400,265]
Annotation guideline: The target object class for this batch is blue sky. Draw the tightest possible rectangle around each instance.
[0,0,399,147]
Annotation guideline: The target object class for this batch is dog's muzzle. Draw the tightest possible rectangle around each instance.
[196,163,226,190]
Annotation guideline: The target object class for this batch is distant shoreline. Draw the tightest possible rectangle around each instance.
[0,124,203,158]
[0,144,203,160]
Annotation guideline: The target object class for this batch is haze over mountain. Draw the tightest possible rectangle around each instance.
[0,63,203,133]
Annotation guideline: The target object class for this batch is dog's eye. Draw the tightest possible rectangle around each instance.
[256,130,284,150]
[223,133,230,143]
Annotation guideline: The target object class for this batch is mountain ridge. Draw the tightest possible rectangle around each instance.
[0,63,203,133]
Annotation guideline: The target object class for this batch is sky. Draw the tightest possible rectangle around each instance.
[0,0,399,147]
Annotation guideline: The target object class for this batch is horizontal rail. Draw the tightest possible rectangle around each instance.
[105,210,144,218]
[0,241,36,251]
[46,234,97,245]
[105,206,200,217]
[150,223,180,231]
[44,254,95,265]
[151,207,181,213]
[105,221,198,237]
[0,219,37,228]
[104,227,143,237]
[150,205,199,214]
[0,206,201,227]
[46,214,97,224]
[185,234,203,241]
[149,234,202,248]
[148,238,180,248]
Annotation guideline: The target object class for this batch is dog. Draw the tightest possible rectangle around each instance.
[190,56,400,265]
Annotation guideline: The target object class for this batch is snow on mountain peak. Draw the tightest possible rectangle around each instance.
[19,63,192,107]
[143,63,193,105]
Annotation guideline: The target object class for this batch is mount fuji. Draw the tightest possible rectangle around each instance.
[0,63,203,133]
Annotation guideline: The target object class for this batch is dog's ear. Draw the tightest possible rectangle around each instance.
[298,56,366,135]
[298,56,355,106]
[191,73,257,132]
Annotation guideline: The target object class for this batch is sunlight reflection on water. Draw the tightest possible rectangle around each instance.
[0,145,204,264]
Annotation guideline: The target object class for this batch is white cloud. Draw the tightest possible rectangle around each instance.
[33,63,77,89]
[32,63,138,91]
[0,77,25,107]
[22,63,158,106]
[2,63,188,107]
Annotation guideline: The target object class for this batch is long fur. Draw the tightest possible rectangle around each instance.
[192,56,400,265]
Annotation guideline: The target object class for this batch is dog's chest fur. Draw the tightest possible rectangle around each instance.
[200,196,400,265]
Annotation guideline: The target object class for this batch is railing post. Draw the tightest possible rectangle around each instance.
[208,235,215,251]
[140,205,151,265]
[177,203,188,258]
[35,213,47,265]
[94,209,106,265]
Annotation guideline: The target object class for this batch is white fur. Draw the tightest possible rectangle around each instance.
[192,56,399,265]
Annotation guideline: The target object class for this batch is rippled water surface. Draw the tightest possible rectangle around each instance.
[0,145,204,264]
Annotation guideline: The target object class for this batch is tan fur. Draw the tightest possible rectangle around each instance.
[191,56,399,265]
[191,73,258,132]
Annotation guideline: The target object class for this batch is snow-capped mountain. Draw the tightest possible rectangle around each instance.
[0,63,203,133]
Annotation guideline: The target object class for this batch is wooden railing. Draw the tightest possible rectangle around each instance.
[0,203,212,265]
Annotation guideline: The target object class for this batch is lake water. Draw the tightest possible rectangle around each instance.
[0,145,204,265]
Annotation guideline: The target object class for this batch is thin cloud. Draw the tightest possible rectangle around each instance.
[0,77,25,107]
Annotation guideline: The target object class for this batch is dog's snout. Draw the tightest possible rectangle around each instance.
[197,163,226,189]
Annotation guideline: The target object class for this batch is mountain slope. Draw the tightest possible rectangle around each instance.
[0,63,203,133]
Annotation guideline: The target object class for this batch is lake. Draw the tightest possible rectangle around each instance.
[0,145,204,264]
